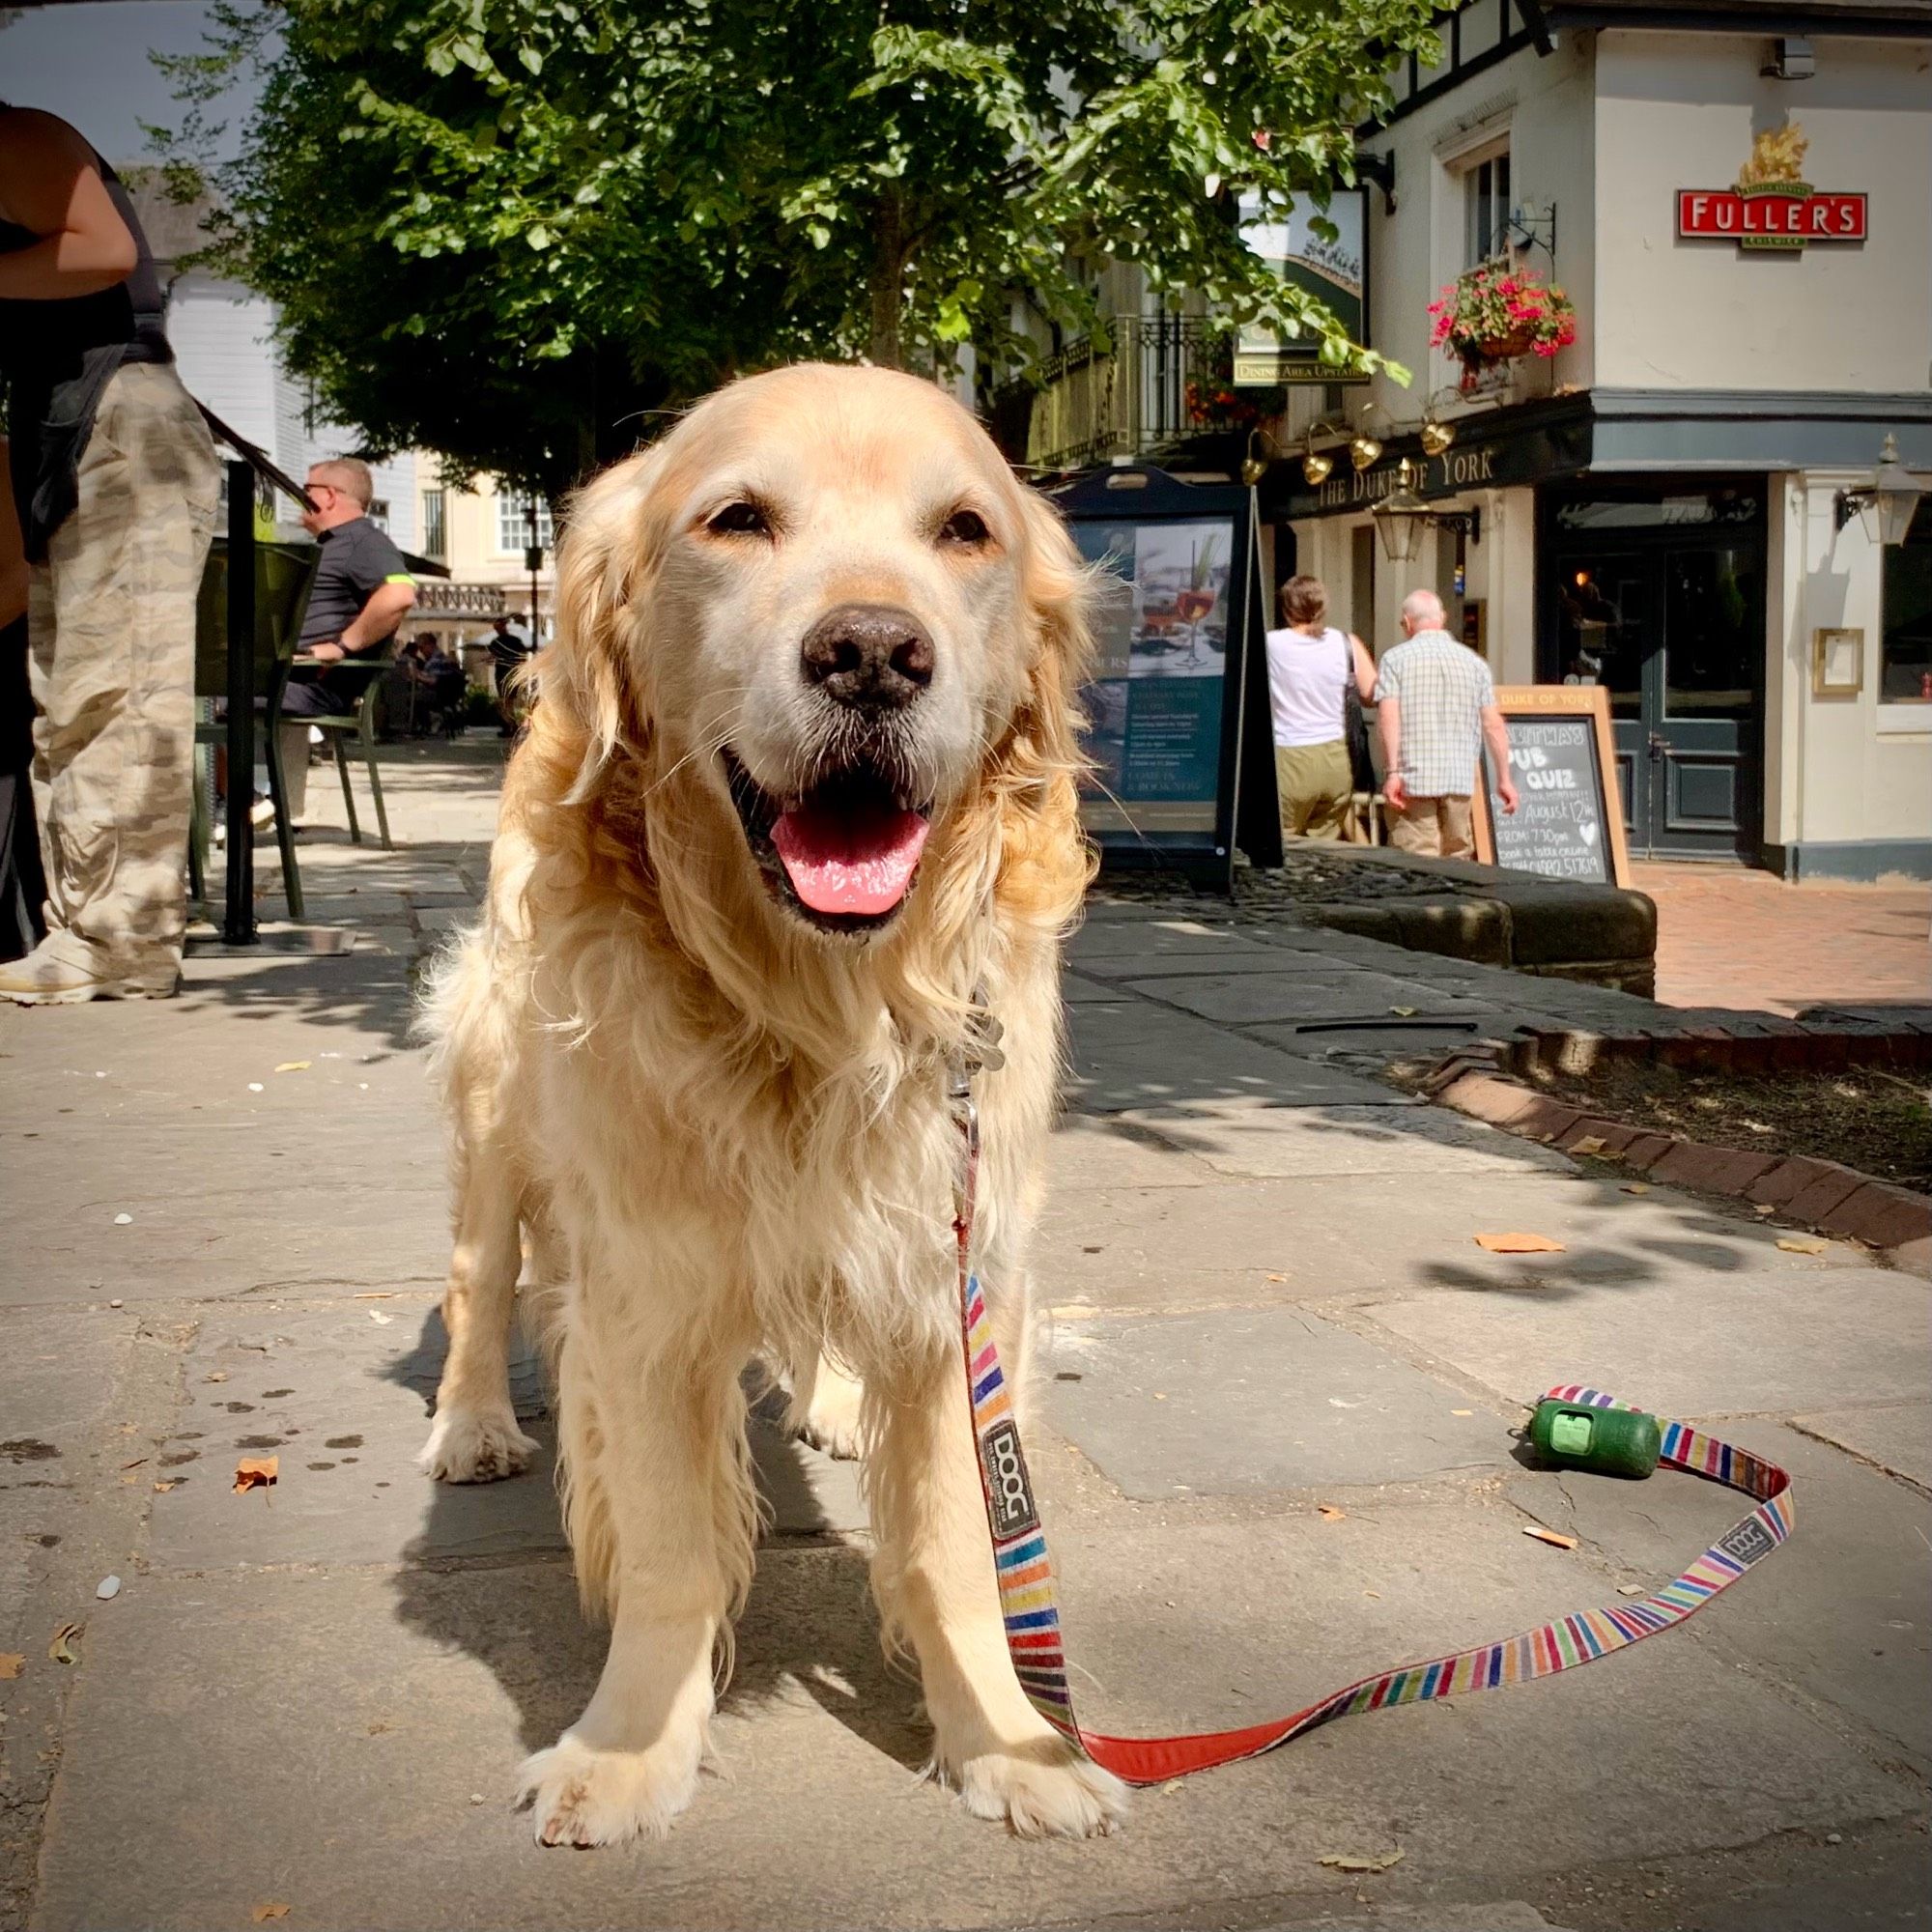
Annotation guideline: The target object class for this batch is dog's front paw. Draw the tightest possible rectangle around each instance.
[419,1403,538,1484]
[517,1730,703,1847]
[786,1357,866,1462]
[943,1735,1129,1839]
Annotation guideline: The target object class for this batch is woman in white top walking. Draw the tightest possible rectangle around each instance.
[1264,575,1378,841]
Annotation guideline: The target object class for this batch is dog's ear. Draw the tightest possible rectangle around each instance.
[981,478,1097,928]
[546,445,668,801]
[1008,479,1094,792]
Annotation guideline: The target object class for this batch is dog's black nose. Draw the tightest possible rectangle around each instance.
[800,604,934,711]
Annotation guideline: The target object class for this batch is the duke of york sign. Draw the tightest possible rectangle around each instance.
[1678,122,1865,253]
[1315,443,1499,512]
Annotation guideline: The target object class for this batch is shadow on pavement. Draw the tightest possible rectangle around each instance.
[383,1304,925,1776]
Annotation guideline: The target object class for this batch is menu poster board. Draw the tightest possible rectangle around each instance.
[1073,518,1231,808]
[1047,468,1257,888]
[1472,684,1633,888]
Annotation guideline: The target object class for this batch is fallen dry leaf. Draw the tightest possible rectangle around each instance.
[120,1457,147,1471]
[273,1061,311,1073]
[234,1456,279,1493]
[1622,1181,1651,1196]
[0,1653,24,1680]
[203,1370,229,1383]
[1264,1272,1286,1283]
[153,1479,182,1493]
[1777,1236,1829,1255]
[1363,1589,1380,1599]
[1316,1504,1346,1521]
[1522,1525,1579,1550]
[48,1621,81,1663]
[252,1907,292,1924]
[1753,1202,1777,1216]
[1570,1135,1607,1155]
[367,1309,393,1325]
[1617,1584,1648,1598]
[1474,1232,1566,1254]
[1389,1006,1417,1018]
[1320,1849,1405,1874]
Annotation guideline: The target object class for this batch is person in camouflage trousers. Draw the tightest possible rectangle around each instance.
[0,106,219,1004]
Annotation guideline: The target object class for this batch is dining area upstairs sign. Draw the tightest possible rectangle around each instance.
[1678,122,1865,252]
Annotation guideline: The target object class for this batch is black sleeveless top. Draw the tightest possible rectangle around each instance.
[0,137,175,559]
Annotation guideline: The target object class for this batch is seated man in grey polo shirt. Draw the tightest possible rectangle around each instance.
[277,456,415,818]
[1375,588,1519,858]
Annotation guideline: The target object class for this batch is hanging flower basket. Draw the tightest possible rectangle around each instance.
[1429,260,1577,392]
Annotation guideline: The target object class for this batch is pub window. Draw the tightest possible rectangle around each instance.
[497,492,554,554]
[1880,499,1932,702]
[420,488,447,561]
[1464,144,1512,266]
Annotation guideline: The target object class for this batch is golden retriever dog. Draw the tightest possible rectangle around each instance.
[419,363,1125,1846]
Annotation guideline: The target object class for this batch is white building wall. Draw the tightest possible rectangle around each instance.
[1350,30,1598,440]
[164,273,278,454]
[1593,32,1932,394]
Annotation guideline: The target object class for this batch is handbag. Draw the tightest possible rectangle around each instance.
[1344,674,1377,795]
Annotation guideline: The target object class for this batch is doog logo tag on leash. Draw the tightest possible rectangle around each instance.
[981,1419,1040,1541]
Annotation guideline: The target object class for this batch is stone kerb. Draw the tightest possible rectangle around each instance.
[1421,1027,1932,1270]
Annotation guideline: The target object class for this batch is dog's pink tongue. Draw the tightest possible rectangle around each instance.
[772,801,930,917]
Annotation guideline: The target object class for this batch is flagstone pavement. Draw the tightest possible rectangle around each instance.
[2,737,1926,1932]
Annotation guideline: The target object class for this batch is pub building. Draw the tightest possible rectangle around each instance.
[1253,0,1931,879]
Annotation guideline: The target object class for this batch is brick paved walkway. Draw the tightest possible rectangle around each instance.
[1634,862,1931,1014]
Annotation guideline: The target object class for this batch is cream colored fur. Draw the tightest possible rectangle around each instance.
[419,364,1123,1845]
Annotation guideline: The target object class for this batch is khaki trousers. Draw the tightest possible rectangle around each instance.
[1274,740,1352,842]
[28,363,219,986]
[1388,793,1474,860]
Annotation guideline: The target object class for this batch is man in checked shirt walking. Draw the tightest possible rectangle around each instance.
[1375,588,1518,857]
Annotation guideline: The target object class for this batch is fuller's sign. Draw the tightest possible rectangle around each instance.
[1678,188,1865,249]
[1679,121,1865,252]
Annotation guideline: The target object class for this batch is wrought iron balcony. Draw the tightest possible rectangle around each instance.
[1007,315,1264,473]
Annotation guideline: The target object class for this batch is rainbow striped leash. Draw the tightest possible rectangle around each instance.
[950,1072,1794,1787]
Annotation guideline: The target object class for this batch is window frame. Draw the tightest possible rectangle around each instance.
[495,491,554,555]
[1463,141,1513,269]
[1878,497,1932,707]
[420,487,447,561]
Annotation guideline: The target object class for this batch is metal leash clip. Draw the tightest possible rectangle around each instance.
[960,1000,1005,1076]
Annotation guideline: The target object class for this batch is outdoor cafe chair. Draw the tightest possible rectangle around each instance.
[298,644,397,852]
[188,535,319,921]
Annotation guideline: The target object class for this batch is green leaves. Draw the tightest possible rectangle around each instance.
[156,0,1446,489]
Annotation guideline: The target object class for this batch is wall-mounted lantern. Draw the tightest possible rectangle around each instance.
[1372,457,1482,568]
[1834,435,1924,547]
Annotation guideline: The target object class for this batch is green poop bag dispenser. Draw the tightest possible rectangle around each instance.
[1527,1399,1662,1480]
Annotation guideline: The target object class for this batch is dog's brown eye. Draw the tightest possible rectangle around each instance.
[707,499,772,538]
[938,508,991,548]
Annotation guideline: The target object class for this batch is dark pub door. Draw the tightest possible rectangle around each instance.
[1543,482,1765,861]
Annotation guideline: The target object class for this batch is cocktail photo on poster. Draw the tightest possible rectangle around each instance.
[1128,521,1230,679]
